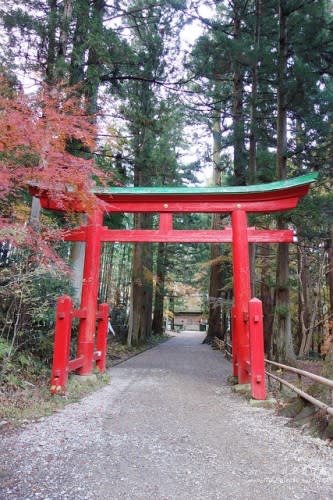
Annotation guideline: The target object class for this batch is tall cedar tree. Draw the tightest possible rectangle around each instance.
[124,0,184,346]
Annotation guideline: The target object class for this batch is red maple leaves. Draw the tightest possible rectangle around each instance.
[0,79,106,201]
[0,78,112,261]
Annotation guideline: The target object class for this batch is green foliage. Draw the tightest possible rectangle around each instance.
[275,304,290,320]
[0,246,74,386]
[0,338,10,358]
[292,191,333,240]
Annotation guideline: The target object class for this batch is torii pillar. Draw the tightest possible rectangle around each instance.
[232,208,252,383]
[76,210,103,375]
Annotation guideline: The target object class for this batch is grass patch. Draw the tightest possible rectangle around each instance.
[0,371,110,430]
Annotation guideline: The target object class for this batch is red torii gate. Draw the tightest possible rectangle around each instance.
[31,172,317,398]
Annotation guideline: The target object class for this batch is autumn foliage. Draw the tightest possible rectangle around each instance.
[0,78,106,231]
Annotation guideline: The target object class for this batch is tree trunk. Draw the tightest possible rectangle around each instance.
[127,213,153,346]
[249,244,256,298]
[276,0,288,181]
[84,0,105,116]
[99,242,114,304]
[68,0,103,301]
[58,0,74,62]
[273,0,296,364]
[248,0,261,185]
[297,245,311,356]
[273,238,295,364]
[114,243,132,307]
[205,96,223,343]
[327,223,333,322]
[152,242,167,335]
[29,0,58,229]
[45,0,57,84]
[69,214,87,302]
[29,197,41,231]
[321,230,333,377]
[70,241,85,302]
[169,295,175,331]
[206,239,223,342]
[260,244,274,356]
[69,0,90,86]
[232,1,246,184]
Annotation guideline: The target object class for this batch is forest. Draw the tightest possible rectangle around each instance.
[1,0,333,390]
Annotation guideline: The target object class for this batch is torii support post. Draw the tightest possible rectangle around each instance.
[231,304,238,378]
[232,208,251,384]
[249,298,266,400]
[95,302,109,372]
[76,210,103,375]
[51,295,72,394]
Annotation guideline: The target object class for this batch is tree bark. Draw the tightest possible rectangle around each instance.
[276,0,288,181]
[273,238,295,364]
[84,0,105,116]
[260,244,274,356]
[248,0,261,185]
[29,197,41,231]
[45,0,57,84]
[69,0,90,86]
[297,244,311,356]
[152,242,167,335]
[321,227,333,375]
[58,0,74,60]
[205,95,223,343]
[68,0,103,301]
[99,242,114,304]
[232,1,246,184]
[273,0,296,364]
[206,240,223,342]
[70,241,85,302]
[327,223,333,319]
[128,213,153,346]
[29,0,59,229]
[169,295,175,331]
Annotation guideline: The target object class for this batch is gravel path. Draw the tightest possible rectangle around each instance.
[1,331,333,500]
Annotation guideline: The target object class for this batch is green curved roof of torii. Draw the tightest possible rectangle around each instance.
[94,172,318,196]
[31,172,318,214]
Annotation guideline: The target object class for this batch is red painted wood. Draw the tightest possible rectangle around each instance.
[64,227,294,243]
[51,296,73,394]
[76,211,103,375]
[232,210,251,384]
[98,228,294,243]
[159,213,173,231]
[231,304,238,378]
[41,197,300,213]
[95,303,109,372]
[63,228,86,242]
[67,356,84,372]
[101,198,300,214]
[36,195,85,212]
[35,182,311,214]
[71,307,87,319]
[249,298,266,400]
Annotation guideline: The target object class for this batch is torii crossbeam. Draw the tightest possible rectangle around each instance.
[31,173,317,397]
